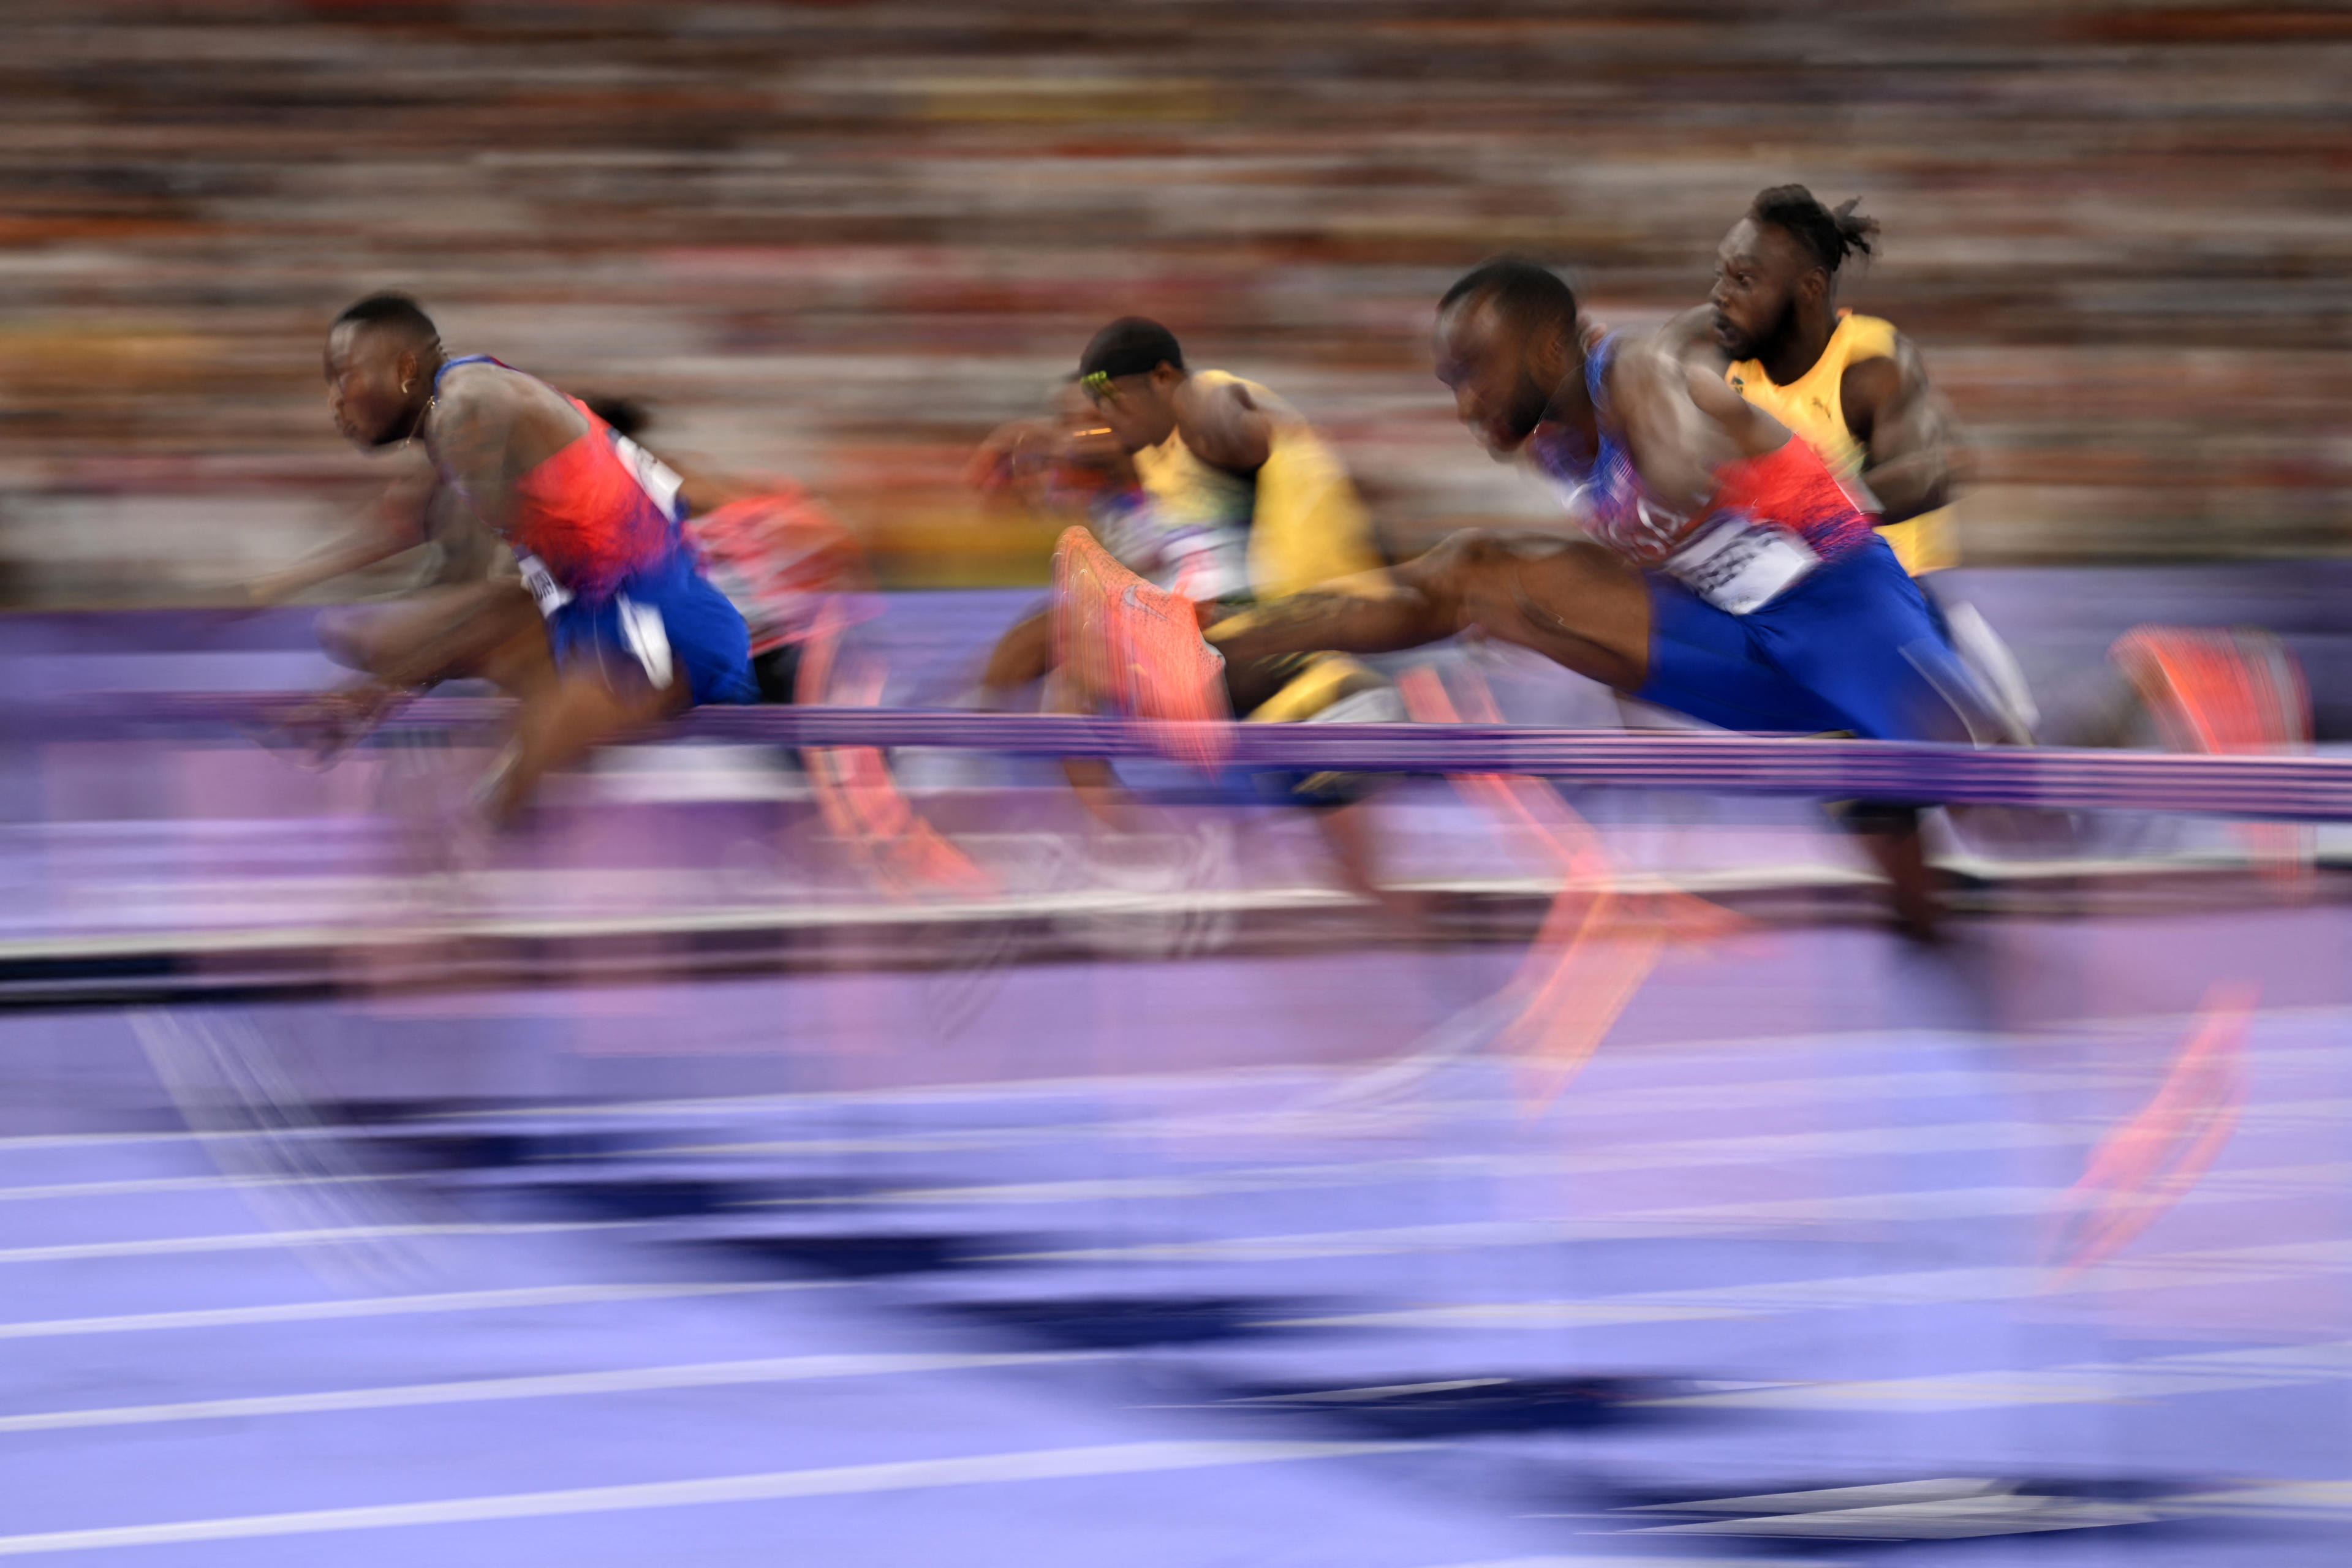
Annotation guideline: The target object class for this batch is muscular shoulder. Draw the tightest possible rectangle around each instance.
[429,362,584,463]
[1837,331,1933,438]
[1171,372,1276,472]
[1612,334,1777,448]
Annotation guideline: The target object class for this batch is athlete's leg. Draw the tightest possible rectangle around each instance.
[483,565,753,823]
[981,608,1055,700]
[357,581,549,696]
[483,659,685,826]
[316,583,514,681]
[282,582,549,761]
[1749,540,1980,744]
[1635,543,1966,939]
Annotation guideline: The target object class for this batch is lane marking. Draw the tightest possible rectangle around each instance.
[0,1280,834,1341]
[0,1349,1104,1435]
[0,1439,1420,1555]
[1273,1237,2352,1330]
[0,1221,628,1266]
[0,1170,412,1204]
[1637,1337,2352,1413]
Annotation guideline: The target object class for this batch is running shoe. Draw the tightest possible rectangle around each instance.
[1052,526,1230,767]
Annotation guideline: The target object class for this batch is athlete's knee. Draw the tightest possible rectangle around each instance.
[313,607,377,673]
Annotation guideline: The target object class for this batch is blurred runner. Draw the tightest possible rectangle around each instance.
[968,318,1386,708]
[584,397,982,894]
[1063,260,1998,934]
[301,293,755,821]
[975,319,1408,908]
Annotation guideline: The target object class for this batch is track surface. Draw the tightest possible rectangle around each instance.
[2,912,2348,1565]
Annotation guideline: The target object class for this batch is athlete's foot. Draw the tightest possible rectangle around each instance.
[1889,884,1942,945]
[2114,625,2313,884]
[472,738,537,831]
[1051,526,1230,766]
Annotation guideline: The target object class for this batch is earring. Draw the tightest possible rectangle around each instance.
[401,380,414,394]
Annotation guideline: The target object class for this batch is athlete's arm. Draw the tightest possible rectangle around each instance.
[248,466,435,603]
[1841,335,1961,524]
[1206,562,1454,666]
[1658,305,1731,372]
[965,412,1137,507]
[1175,378,1274,473]
[1607,341,1761,518]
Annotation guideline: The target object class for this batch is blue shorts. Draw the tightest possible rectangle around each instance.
[1635,533,1978,742]
[548,550,757,706]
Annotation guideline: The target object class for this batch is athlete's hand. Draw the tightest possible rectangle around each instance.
[963,418,1060,494]
[966,418,1133,506]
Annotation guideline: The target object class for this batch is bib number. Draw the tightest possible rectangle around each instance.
[1664,518,1817,616]
[516,552,572,617]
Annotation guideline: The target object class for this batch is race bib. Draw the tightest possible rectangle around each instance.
[1663,517,1817,616]
[516,552,572,617]
[610,432,686,521]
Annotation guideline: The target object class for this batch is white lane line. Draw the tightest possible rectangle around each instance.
[745,1155,2350,1226]
[18,1115,2332,1223]
[1635,1492,2159,1539]
[1637,1338,2352,1413]
[0,1280,836,1341]
[992,1201,2352,1267]
[0,1439,1420,1555]
[0,1170,412,1204]
[0,1349,1104,1435]
[273,1016,2352,1125]
[0,1133,196,1152]
[1274,1237,2352,1330]
[0,1221,627,1265]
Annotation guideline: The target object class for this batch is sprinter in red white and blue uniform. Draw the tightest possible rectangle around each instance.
[313,292,754,820]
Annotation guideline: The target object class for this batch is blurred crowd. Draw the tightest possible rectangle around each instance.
[0,0,2346,604]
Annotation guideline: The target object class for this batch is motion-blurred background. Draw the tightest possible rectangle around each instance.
[2,0,2347,604]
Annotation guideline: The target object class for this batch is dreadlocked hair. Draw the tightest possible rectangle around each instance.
[1749,186,1878,274]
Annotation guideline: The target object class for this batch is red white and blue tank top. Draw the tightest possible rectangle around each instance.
[433,355,686,602]
[1524,333,1875,568]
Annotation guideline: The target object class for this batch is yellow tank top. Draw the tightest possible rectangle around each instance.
[1725,311,1957,575]
[1133,369,1383,600]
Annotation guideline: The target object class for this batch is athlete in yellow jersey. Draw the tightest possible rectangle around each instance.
[967,318,1404,905]
[970,317,1386,715]
[1676,186,1963,578]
